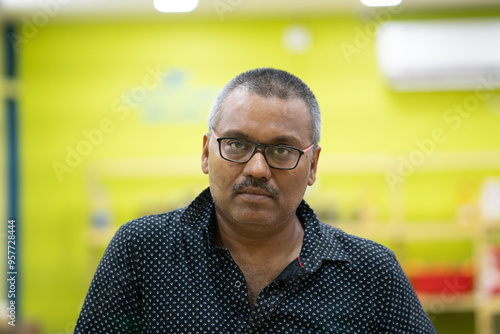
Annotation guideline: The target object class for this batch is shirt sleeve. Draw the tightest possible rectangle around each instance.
[74,224,142,333]
[377,255,437,333]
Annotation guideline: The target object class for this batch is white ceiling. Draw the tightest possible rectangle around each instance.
[1,0,499,20]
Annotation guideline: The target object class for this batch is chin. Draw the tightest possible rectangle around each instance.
[231,211,282,229]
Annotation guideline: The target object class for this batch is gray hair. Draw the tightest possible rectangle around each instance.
[207,68,321,145]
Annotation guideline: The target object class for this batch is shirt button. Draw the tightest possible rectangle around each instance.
[235,281,242,288]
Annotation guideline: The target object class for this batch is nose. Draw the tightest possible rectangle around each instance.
[242,150,272,181]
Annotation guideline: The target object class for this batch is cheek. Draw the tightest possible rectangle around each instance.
[208,158,239,188]
[277,169,310,198]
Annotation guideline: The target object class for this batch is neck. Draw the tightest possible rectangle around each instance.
[214,211,304,261]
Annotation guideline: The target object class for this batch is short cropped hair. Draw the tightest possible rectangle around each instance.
[207,68,321,145]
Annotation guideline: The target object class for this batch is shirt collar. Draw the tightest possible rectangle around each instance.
[296,200,351,273]
[179,187,214,230]
[181,187,351,270]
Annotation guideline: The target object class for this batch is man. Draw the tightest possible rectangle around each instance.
[75,68,437,333]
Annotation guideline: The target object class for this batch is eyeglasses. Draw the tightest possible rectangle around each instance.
[211,129,314,170]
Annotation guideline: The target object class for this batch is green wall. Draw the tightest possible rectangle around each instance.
[16,13,500,333]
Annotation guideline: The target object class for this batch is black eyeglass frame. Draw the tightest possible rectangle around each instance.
[211,128,314,170]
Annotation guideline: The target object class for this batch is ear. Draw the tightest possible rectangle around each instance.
[307,145,321,186]
[201,133,210,174]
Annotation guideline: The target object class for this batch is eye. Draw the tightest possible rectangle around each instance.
[231,142,243,149]
[227,140,248,151]
[270,146,293,156]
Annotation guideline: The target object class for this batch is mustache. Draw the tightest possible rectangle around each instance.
[232,178,280,197]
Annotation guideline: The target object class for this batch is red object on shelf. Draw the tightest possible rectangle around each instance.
[410,271,474,294]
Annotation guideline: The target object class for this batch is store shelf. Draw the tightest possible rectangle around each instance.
[327,221,399,241]
[330,221,474,241]
[318,151,500,174]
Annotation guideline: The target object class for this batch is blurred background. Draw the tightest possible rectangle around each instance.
[1,0,500,333]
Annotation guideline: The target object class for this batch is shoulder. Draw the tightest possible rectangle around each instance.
[121,207,188,236]
[105,189,215,259]
[108,207,193,253]
[299,200,398,273]
[318,221,397,268]
[314,222,409,299]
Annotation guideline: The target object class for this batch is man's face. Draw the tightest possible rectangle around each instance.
[201,87,321,230]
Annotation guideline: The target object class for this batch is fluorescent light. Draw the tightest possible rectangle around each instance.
[360,0,402,7]
[154,0,199,13]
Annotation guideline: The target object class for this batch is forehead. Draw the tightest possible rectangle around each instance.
[216,87,312,144]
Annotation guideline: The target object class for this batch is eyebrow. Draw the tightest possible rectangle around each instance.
[220,130,304,147]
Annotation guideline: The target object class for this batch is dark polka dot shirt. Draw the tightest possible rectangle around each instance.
[75,188,437,333]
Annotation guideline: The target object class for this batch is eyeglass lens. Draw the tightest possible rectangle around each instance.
[220,138,300,168]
